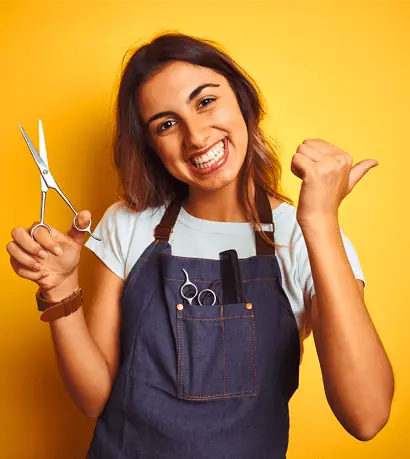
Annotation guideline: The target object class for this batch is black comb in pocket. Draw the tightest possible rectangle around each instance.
[219,249,244,304]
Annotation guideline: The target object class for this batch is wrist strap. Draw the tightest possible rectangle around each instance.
[36,288,82,322]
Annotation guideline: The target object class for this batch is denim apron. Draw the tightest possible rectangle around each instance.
[87,187,301,459]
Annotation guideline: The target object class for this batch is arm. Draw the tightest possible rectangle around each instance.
[290,137,393,439]
[45,258,123,418]
[302,218,394,441]
[8,209,123,419]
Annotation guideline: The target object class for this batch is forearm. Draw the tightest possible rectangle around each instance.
[301,218,394,440]
[44,274,113,418]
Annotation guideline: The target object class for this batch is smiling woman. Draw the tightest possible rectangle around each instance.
[7,31,393,459]
[113,33,293,228]
[138,62,248,194]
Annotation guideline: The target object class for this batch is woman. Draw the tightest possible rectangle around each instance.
[7,32,394,458]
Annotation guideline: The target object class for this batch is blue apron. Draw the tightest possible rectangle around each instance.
[87,187,300,458]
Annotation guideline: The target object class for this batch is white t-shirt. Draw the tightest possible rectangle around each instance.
[85,201,365,343]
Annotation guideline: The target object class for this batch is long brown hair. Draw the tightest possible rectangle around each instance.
[113,31,294,242]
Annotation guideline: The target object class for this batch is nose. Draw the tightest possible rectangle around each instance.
[183,117,210,151]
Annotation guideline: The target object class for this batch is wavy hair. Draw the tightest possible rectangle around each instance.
[113,32,294,244]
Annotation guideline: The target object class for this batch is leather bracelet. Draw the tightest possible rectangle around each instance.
[36,288,83,322]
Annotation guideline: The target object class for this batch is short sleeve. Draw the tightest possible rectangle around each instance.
[84,202,128,280]
[297,228,366,300]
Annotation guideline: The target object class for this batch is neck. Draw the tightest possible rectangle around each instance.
[184,180,254,222]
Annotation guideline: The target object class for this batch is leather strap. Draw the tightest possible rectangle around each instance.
[153,186,275,255]
[254,186,275,256]
[154,198,182,242]
[36,288,83,322]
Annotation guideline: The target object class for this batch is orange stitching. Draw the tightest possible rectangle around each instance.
[222,313,226,396]
[160,254,219,261]
[160,253,276,261]
[163,276,279,283]
[242,277,279,282]
[251,313,257,391]
[176,314,181,398]
[181,391,257,401]
[123,243,159,294]
[182,315,254,321]
[123,259,149,294]
[177,302,260,401]
[247,313,253,392]
[164,276,218,283]
[181,315,185,396]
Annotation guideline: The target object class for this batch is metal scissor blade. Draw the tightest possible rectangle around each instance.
[38,120,49,192]
[19,125,48,171]
[19,124,58,191]
[38,120,49,169]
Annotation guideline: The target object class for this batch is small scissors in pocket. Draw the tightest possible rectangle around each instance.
[19,120,101,241]
[180,268,218,306]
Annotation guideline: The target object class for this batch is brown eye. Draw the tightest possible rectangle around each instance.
[157,119,176,133]
[198,97,216,108]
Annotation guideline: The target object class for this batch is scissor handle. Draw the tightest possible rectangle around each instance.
[30,223,52,240]
[72,215,101,241]
[197,289,217,307]
[180,268,197,305]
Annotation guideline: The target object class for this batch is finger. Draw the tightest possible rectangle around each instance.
[11,226,51,259]
[30,224,63,256]
[303,138,337,149]
[348,160,379,191]
[291,153,314,180]
[10,257,49,282]
[297,143,323,162]
[67,210,92,245]
[6,241,44,272]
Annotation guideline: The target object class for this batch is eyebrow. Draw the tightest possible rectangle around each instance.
[145,83,220,127]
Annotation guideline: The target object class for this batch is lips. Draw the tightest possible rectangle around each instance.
[187,137,229,175]
[190,140,224,168]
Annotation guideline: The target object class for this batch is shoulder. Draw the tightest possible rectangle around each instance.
[269,199,304,247]
[85,201,168,278]
[87,200,167,251]
[100,201,167,230]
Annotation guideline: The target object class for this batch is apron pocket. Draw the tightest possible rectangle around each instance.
[176,302,257,401]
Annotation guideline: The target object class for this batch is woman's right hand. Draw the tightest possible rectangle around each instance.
[6,210,93,293]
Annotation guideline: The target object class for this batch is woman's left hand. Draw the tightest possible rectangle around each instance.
[291,138,379,227]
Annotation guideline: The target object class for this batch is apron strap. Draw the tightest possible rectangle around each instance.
[154,187,275,255]
[154,198,182,242]
[254,185,275,256]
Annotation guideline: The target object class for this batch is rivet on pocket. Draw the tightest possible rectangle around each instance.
[245,303,253,310]
[177,304,184,311]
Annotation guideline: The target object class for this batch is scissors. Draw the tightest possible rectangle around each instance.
[180,268,218,306]
[19,120,101,241]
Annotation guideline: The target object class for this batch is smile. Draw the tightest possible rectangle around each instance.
[188,138,229,174]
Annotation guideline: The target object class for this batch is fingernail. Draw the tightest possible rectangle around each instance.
[53,246,63,256]
[38,250,48,259]
[42,272,49,277]
[34,263,42,271]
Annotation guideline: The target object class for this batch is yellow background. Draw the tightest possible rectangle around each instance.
[1,1,408,458]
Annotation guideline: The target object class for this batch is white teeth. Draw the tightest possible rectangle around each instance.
[190,140,225,169]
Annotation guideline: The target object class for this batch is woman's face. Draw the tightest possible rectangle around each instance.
[137,61,249,192]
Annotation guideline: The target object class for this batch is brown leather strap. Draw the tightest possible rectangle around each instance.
[36,288,83,322]
[153,187,275,255]
[255,185,273,224]
[254,186,275,256]
[154,198,182,242]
